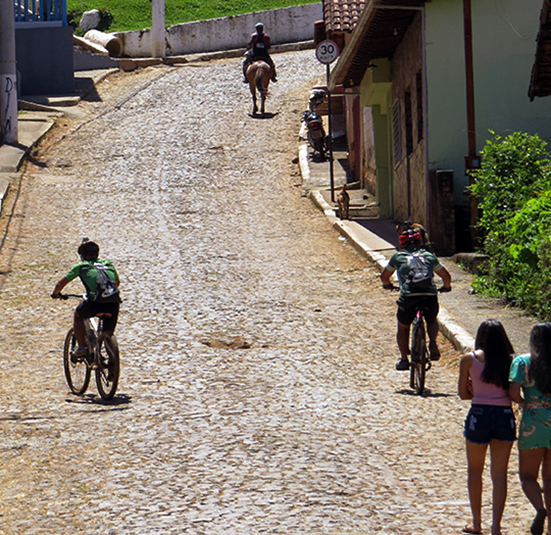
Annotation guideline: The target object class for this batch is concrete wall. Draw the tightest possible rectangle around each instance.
[16,26,74,96]
[114,4,322,58]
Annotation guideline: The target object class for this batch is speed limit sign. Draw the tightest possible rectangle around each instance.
[315,40,339,64]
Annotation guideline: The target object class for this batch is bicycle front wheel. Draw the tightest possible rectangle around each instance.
[63,328,91,395]
[95,333,120,400]
[409,317,427,395]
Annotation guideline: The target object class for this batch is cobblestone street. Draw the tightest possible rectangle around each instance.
[0,51,534,533]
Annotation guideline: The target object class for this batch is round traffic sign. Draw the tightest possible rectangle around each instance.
[315,40,339,64]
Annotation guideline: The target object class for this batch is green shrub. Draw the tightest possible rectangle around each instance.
[470,131,551,319]
[97,7,114,32]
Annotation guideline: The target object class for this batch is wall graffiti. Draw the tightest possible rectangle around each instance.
[0,74,17,144]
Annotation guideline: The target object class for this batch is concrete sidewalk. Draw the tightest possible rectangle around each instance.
[299,137,538,356]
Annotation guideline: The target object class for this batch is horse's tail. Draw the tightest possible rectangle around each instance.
[255,65,269,95]
[255,70,265,94]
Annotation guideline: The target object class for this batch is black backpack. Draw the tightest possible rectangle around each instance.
[93,262,120,303]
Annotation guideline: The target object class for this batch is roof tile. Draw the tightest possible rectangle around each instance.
[324,0,367,33]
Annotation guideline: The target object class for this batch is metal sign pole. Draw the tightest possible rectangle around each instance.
[315,40,339,205]
[326,64,335,203]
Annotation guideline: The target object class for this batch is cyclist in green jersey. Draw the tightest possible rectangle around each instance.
[51,240,121,358]
[381,227,451,371]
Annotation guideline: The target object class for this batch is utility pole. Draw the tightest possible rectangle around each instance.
[151,0,166,58]
[0,0,18,144]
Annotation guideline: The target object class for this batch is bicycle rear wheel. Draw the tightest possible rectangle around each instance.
[95,333,120,400]
[409,317,427,395]
[63,328,91,395]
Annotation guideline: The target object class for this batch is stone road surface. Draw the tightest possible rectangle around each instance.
[0,51,534,534]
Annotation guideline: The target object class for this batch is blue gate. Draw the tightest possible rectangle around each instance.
[14,0,68,25]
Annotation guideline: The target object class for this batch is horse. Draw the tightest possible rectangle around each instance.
[245,60,272,116]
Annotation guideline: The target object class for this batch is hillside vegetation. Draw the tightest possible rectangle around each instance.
[68,0,319,33]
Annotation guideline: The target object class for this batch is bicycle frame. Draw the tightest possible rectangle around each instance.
[60,294,120,400]
[410,308,431,395]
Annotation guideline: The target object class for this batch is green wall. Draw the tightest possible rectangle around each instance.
[425,0,547,205]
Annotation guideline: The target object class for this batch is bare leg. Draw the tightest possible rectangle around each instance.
[541,449,551,534]
[519,448,547,535]
[466,440,488,533]
[73,309,86,347]
[427,318,439,344]
[489,439,514,535]
[520,448,546,510]
[397,321,410,362]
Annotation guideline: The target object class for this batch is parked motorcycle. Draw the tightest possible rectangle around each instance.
[302,89,327,158]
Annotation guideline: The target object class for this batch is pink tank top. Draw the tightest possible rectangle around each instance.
[471,352,511,407]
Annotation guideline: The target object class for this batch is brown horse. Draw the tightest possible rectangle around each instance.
[245,60,272,116]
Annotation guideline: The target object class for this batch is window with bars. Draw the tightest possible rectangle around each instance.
[392,99,402,165]
[404,91,413,156]
[416,72,424,143]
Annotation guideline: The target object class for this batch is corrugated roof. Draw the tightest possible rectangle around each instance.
[324,0,367,33]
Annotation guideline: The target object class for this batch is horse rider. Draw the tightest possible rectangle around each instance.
[242,22,278,83]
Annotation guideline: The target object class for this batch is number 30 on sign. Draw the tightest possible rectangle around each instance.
[315,40,339,64]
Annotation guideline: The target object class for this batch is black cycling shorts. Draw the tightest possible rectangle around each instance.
[396,295,439,326]
[76,300,119,334]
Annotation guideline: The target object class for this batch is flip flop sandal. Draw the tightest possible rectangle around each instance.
[462,527,482,535]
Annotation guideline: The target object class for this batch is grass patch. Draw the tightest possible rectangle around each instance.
[68,0,319,32]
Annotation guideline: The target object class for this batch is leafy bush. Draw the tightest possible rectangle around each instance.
[97,8,114,32]
[470,131,551,319]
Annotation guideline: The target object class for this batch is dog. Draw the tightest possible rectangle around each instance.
[337,184,350,220]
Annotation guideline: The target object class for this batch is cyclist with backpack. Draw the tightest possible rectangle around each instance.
[380,227,452,371]
[51,240,121,358]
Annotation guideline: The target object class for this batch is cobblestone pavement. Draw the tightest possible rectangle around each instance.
[0,51,534,534]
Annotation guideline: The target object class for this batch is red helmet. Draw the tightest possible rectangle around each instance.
[399,229,422,246]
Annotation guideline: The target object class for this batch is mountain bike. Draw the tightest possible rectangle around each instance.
[410,306,430,395]
[59,294,120,400]
[409,286,450,395]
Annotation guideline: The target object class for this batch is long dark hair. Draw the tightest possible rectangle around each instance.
[475,319,515,389]
[529,323,551,394]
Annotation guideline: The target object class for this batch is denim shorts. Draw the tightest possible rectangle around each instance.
[464,404,517,445]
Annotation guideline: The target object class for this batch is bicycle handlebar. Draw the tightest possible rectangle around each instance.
[382,284,451,293]
[51,293,85,300]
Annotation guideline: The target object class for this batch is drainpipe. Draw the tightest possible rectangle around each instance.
[374,3,428,230]
[463,0,479,248]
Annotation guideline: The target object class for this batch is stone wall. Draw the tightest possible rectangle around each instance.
[114,4,322,58]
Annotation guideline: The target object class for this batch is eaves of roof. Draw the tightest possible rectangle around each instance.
[329,0,426,90]
[324,0,367,33]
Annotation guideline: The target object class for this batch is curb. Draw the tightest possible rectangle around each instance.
[118,40,316,71]
[303,154,475,354]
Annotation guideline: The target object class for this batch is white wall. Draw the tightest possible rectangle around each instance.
[114,4,322,58]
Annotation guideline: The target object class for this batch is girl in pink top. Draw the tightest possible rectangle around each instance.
[458,319,516,535]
